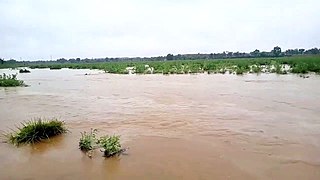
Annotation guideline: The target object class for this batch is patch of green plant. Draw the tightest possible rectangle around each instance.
[79,129,98,151]
[49,65,62,70]
[0,73,25,87]
[8,55,319,75]
[19,69,31,73]
[6,118,67,146]
[78,130,124,158]
[251,65,262,73]
[98,135,122,157]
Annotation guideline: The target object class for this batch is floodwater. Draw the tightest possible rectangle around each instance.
[0,68,320,180]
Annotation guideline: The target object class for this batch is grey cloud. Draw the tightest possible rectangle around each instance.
[1,0,319,60]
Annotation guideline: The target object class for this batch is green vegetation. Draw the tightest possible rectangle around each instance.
[1,56,320,75]
[6,118,67,146]
[98,135,122,157]
[0,73,25,87]
[49,65,62,70]
[79,129,98,151]
[19,69,30,73]
[79,130,123,158]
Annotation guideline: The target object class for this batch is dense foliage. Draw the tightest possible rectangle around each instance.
[1,56,320,75]
[98,135,122,157]
[24,56,320,75]
[1,47,319,66]
[0,73,25,87]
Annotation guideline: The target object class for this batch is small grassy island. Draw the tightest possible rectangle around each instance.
[0,73,25,87]
[19,69,31,73]
[5,118,67,145]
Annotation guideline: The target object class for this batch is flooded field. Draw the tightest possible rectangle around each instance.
[1,69,320,179]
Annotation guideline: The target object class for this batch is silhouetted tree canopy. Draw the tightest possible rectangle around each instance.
[166,54,174,60]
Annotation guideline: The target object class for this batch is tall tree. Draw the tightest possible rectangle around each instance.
[251,49,260,57]
[272,46,282,57]
[298,49,305,54]
[166,54,174,60]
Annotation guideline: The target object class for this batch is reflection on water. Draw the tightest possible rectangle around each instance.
[0,69,320,179]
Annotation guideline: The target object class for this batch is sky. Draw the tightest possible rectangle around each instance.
[0,0,319,60]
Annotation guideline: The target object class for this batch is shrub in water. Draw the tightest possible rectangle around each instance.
[6,118,67,145]
[79,129,98,151]
[0,73,25,87]
[79,131,124,158]
[19,69,31,73]
[98,135,122,157]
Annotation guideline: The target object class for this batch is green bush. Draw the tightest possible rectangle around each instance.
[19,69,31,73]
[6,118,67,145]
[0,73,25,87]
[79,129,98,151]
[79,130,123,158]
[98,135,122,157]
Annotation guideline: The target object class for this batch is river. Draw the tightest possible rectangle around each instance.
[0,68,320,179]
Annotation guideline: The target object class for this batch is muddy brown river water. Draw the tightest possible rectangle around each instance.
[0,69,320,180]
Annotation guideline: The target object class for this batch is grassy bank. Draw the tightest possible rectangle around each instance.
[0,73,25,87]
[2,56,320,75]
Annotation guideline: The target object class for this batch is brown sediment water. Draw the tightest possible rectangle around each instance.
[0,68,320,179]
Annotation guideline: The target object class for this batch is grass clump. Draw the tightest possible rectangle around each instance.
[79,130,124,158]
[7,118,67,145]
[98,135,122,157]
[79,129,98,151]
[0,73,25,87]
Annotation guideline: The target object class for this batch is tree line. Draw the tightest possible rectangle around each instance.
[1,46,319,65]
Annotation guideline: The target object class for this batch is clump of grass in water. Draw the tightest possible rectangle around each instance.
[79,129,98,152]
[79,130,125,158]
[6,118,67,146]
[0,73,25,87]
[98,135,122,157]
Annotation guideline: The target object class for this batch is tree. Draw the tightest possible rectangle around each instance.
[298,49,305,54]
[176,54,182,60]
[0,58,4,64]
[272,46,282,57]
[250,49,260,57]
[57,58,67,63]
[305,48,319,55]
[166,54,174,60]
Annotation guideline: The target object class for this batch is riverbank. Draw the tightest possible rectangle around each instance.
[1,56,320,75]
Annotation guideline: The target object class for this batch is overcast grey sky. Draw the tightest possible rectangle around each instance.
[1,0,319,60]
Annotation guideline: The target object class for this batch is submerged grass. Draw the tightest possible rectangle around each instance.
[98,135,122,157]
[6,118,67,146]
[0,73,25,87]
[79,129,98,151]
[79,130,123,158]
